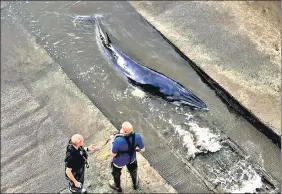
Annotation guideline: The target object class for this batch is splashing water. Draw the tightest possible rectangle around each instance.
[131,87,146,98]
[172,122,200,159]
[186,121,222,153]
[213,160,263,193]
[169,116,222,159]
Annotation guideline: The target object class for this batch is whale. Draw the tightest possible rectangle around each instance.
[74,15,208,110]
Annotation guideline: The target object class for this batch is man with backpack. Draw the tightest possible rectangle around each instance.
[65,134,96,193]
[108,121,145,192]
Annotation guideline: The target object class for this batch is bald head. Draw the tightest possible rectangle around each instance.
[122,121,133,134]
[71,134,84,147]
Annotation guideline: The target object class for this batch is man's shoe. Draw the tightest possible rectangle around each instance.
[133,184,139,190]
[68,186,87,193]
[108,180,122,192]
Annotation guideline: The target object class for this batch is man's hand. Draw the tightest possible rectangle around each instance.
[74,181,82,188]
[87,144,96,152]
[136,147,145,153]
[66,167,81,188]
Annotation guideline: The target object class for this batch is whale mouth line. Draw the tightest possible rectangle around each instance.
[178,100,208,110]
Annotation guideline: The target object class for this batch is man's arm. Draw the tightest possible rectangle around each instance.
[111,138,119,158]
[65,167,81,188]
[136,134,145,153]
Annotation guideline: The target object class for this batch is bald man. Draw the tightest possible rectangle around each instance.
[108,121,145,192]
[65,134,96,193]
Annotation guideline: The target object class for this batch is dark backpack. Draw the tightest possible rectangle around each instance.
[116,132,136,164]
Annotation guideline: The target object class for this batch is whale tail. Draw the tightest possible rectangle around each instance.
[73,14,96,22]
[73,14,111,46]
[94,15,111,47]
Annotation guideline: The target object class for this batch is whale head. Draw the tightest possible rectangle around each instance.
[178,88,208,110]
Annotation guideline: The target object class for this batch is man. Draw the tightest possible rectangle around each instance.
[108,121,145,192]
[65,134,96,193]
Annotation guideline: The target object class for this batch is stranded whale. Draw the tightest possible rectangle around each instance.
[74,15,208,110]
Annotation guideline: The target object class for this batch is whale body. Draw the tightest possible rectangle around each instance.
[74,15,208,110]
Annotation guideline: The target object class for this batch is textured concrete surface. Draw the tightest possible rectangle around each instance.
[0,17,177,193]
[130,1,281,136]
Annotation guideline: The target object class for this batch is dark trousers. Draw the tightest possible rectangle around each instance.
[111,160,138,189]
[67,167,85,193]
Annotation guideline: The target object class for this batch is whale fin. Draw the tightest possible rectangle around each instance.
[106,33,111,44]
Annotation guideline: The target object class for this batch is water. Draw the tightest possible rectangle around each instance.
[2,1,280,193]
[170,119,222,159]
[214,160,263,193]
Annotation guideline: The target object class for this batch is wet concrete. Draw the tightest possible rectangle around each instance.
[1,1,281,193]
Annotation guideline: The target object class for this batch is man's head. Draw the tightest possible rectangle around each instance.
[121,121,133,134]
[71,134,84,147]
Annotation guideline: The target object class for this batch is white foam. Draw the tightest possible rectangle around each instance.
[131,87,146,98]
[175,107,194,120]
[231,173,262,193]
[67,33,75,37]
[169,121,196,159]
[184,113,194,120]
[171,122,199,159]
[53,41,61,45]
[182,133,200,159]
[169,118,221,159]
[172,101,181,106]
[186,122,222,153]
[213,160,263,193]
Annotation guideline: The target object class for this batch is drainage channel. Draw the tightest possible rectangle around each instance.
[6,1,281,193]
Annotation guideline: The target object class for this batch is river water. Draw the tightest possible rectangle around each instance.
[2,1,280,193]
